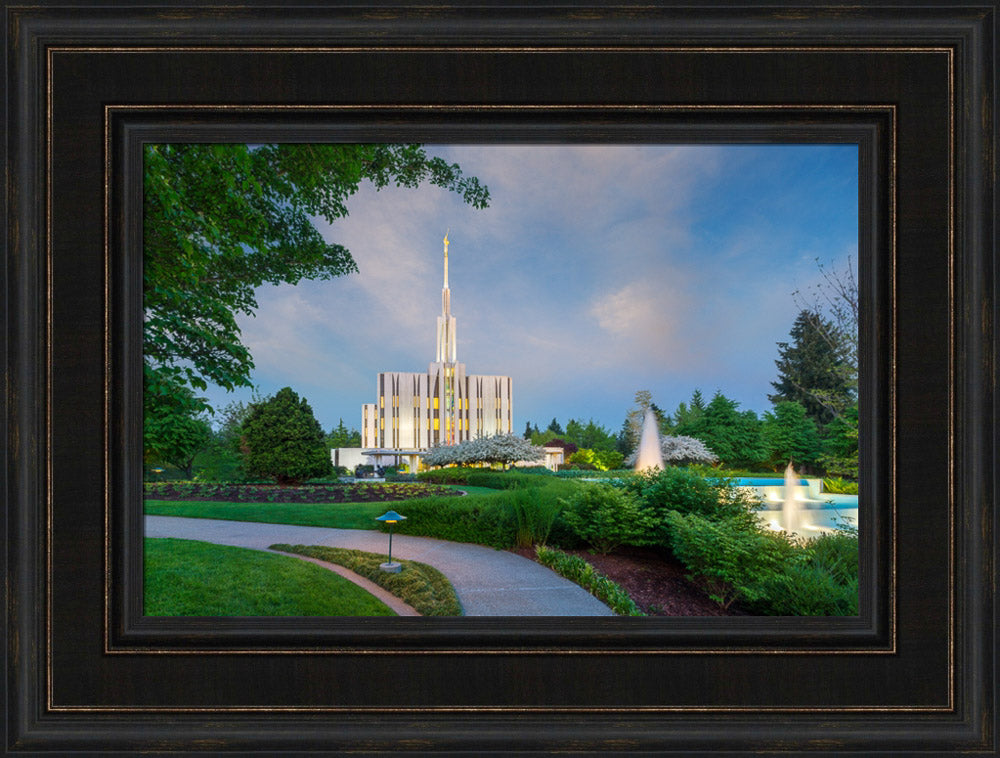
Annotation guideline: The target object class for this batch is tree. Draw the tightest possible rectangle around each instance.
[423,434,545,468]
[819,403,859,478]
[623,435,718,467]
[143,387,213,479]
[769,310,854,426]
[761,401,823,471]
[622,390,655,455]
[546,417,564,435]
[326,417,361,448]
[677,391,766,470]
[143,143,489,419]
[523,421,534,439]
[240,387,332,484]
[564,418,617,452]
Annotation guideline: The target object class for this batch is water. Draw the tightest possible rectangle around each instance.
[633,408,664,471]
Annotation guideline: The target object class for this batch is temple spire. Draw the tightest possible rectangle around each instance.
[443,229,450,289]
[436,231,457,363]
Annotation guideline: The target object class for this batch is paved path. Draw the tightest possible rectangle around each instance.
[145,515,613,617]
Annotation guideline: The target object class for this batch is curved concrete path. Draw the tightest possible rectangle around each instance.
[145,515,613,616]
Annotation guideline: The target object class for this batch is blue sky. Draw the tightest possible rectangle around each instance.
[202,144,858,436]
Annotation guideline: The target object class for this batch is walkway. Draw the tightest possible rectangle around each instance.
[145,515,614,616]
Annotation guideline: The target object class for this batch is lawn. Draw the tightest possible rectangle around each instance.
[144,485,499,529]
[145,500,391,529]
[144,538,396,616]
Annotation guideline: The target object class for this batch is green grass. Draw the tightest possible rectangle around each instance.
[271,544,463,616]
[145,500,389,529]
[144,538,396,616]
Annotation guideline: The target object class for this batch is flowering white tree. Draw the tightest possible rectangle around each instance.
[625,434,718,467]
[422,434,545,468]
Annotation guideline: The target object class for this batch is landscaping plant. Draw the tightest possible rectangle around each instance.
[535,546,644,616]
[559,484,654,554]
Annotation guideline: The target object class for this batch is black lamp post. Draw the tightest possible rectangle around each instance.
[375,510,407,573]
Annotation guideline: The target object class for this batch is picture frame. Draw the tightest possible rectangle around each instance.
[4,2,995,754]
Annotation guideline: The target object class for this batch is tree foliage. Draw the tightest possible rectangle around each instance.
[143,388,213,479]
[143,143,489,414]
[326,418,362,448]
[423,434,546,468]
[240,387,332,484]
[769,309,854,427]
[624,434,718,467]
[761,401,823,470]
[674,391,766,470]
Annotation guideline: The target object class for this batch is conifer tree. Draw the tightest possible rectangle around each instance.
[241,387,332,484]
[769,310,853,426]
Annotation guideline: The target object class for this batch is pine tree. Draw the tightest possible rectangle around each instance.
[546,417,564,435]
[769,310,853,426]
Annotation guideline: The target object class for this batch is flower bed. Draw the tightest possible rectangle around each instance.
[144,481,460,504]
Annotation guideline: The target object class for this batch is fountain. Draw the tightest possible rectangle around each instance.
[634,408,665,472]
[782,460,802,535]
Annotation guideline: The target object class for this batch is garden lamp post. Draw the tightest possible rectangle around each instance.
[375,510,407,573]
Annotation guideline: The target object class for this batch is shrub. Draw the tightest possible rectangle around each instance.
[822,476,859,495]
[503,488,564,548]
[385,494,517,548]
[559,485,654,554]
[664,511,789,609]
[623,467,761,545]
[535,546,645,616]
[743,561,858,616]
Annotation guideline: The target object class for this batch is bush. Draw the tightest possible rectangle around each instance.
[664,511,790,609]
[623,467,762,545]
[743,561,858,616]
[535,546,645,616]
[386,494,518,548]
[559,485,654,554]
[503,488,565,548]
[822,476,859,495]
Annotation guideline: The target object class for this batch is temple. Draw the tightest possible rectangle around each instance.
[358,233,513,472]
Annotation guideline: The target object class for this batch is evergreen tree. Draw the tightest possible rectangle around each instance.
[672,389,706,436]
[326,418,352,448]
[820,404,859,479]
[680,391,766,470]
[770,310,854,426]
[546,417,564,435]
[761,401,823,471]
[240,387,332,484]
[523,420,534,439]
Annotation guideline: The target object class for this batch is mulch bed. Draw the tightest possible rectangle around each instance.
[514,544,745,616]
[143,482,460,504]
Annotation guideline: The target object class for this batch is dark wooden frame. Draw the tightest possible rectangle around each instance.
[4,2,996,755]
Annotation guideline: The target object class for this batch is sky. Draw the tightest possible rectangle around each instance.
[200,144,858,436]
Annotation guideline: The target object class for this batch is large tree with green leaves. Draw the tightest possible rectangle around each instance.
[240,387,332,484]
[143,143,489,423]
[769,309,854,426]
[143,384,213,479]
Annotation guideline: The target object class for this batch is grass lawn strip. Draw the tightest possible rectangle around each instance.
[145,500,389,529]
[534,545,646,617]
[269,550,420,616]
[144,538,396,616]
[271,544,463,617]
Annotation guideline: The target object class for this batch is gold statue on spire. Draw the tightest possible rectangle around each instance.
[443,229,450,253]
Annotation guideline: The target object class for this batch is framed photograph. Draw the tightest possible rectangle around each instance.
[5,2,995,754]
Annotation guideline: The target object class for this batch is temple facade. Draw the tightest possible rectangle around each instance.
[361,233,513,461]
